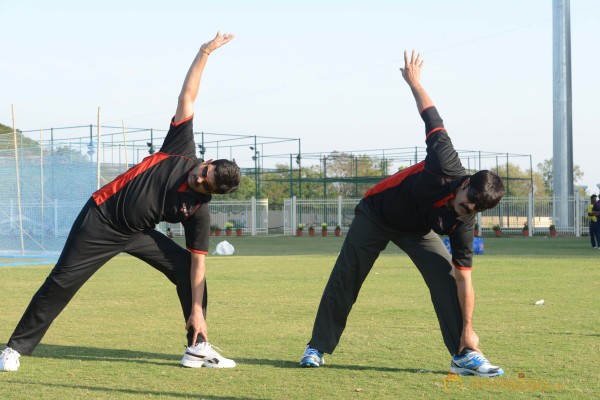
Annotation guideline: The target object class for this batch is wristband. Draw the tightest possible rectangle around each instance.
[200,48,211,56]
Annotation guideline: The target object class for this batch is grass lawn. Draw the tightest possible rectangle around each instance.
[0,235,599,399]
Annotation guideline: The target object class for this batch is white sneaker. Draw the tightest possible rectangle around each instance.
[181,342,236,368]
[0,347,21,372]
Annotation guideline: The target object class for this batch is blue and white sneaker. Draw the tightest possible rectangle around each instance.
[299,346,325,367]
[450,349,504,377]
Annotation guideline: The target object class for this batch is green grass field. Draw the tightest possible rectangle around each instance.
[1,236,599,399]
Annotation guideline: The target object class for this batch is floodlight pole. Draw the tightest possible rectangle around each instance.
[552,0,574,229]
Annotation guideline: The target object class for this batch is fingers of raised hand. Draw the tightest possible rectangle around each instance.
[403,50,423,68]
[415,52,423,67]
[214,32,234,47]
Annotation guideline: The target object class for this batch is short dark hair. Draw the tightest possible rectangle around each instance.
[469,170,504,211]
[591,195,597,200]
[212,159,241,194]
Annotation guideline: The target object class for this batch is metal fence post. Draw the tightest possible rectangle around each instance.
[251,197,257,236]
[337,195,342,229]
[292,196,297,236]
[574,193,580,237]
[528,192,533,237]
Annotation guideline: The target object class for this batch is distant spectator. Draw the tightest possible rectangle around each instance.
[590,195,600,249]
[166,227,174,239]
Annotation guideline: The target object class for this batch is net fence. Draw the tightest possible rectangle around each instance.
[0,139,96,255]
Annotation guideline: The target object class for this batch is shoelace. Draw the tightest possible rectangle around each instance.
[305,347,321,357]
[468,352,490,365]
[189,342,225,358]
[205,342,224,355]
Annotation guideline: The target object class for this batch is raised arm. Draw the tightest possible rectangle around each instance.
[174,32,235,123]
[400,50,433,113]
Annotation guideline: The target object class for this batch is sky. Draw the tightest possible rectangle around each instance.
[1,0,599,194]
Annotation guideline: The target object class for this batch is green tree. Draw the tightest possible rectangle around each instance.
[326,152,386,197]
[220,175,256,201]
[537,158,584,195]
[0,123,39,150]
[488,162,532,197]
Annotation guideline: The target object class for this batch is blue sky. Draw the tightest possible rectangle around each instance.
[1,0,599,193]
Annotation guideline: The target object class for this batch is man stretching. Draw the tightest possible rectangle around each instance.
[300,50,505,377]
[1,32,241,372]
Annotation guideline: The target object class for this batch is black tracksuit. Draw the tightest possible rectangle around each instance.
[309,106,475,356]
[8,116,210,355]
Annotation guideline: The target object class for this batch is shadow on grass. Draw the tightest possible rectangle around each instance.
[548,332,600,337]
[35,343,179,367]
[3,380,261,400]
[235,357,448,375]
[34,344,447,375]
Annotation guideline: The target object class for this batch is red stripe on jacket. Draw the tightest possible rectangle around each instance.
[364,161,425,198]
[454,264,471,270]
[92,152,170,206]
[171,114,193,127]
[425,127,446,141]
[433,193,454,208]
[189,249,208,255]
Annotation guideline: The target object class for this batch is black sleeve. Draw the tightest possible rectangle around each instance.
[182,203,210,254]
[422,106,465,178]
[421,106,444,134]
[160,116,196,158]
[448,215,475,269]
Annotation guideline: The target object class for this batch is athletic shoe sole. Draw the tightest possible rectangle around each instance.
[300,356,324,368]
[450,366,504,377]
[181,353,236,368]
[181,354,205,368]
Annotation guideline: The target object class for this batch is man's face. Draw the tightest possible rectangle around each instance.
[187,159,216,194]
[453,182,480,216]
[592,196,597,204]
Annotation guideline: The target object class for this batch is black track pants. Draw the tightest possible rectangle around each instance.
[309,207,463,356]
[7,198,204,355]
[590,221,599,248]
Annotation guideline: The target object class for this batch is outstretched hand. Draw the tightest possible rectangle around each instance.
[400,50,424,88]
[200,32,235,55]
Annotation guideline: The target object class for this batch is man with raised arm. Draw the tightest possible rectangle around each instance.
[299,51,505,377]
[1,32,241,372]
